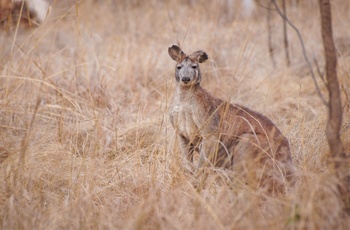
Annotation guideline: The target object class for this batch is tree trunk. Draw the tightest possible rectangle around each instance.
[267,1,276,67]
[319,0,349,210]
[318,0,345,166]
[282,0,290,66]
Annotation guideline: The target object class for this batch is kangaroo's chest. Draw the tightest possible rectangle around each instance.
[170,100,200,140]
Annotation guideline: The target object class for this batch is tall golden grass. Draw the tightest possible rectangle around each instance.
[0,0,349,229]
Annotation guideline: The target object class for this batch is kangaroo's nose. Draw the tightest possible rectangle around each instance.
[182,77,190,83]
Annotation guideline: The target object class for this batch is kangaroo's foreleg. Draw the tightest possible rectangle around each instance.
[178,134,196,171]
[197,134,222,170]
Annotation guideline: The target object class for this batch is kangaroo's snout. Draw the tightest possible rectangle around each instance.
[181,77,191,84]
[177,65,197,86]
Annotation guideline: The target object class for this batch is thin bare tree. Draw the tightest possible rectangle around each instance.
[266,1,276,67]
[263,0,290,66]
[281,0,290,66]
[271,0,327,105]
[318,0,345,167]
[319,0,349,207]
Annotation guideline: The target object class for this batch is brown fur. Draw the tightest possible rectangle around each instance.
[168,45,295,193]
[0,0,48,30]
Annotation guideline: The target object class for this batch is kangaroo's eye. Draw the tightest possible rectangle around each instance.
[176,65,182,70]
[192,65,197,69]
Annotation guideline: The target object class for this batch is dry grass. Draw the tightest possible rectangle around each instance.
[0,0,350,229]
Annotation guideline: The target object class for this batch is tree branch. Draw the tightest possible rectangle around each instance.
[271,0,328,106]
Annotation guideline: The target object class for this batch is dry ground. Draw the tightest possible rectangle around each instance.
[1,0,350,229]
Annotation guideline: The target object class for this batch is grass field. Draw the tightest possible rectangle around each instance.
[1,0,350,229]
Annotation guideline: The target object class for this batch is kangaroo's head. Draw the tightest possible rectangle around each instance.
[168,45,208,87]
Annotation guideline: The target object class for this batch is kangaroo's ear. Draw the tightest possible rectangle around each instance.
[168,45,186,62]
[189,50,208,63]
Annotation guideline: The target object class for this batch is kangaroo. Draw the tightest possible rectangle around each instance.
[168,45,295,192]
